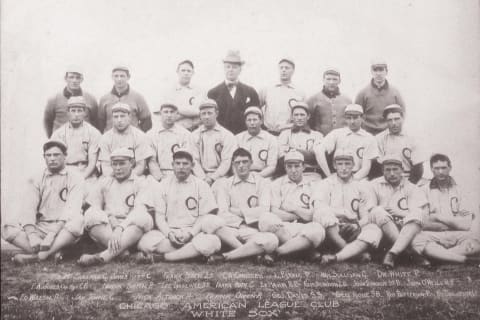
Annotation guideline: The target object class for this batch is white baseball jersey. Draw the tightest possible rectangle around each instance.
[235,130,278,172]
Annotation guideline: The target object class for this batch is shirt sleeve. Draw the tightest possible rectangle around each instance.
[88,128,102,157]
[98,134,111,162]
[136,93,151,121]
[85,179,104,209]
[63,172,85,220]
[320,130,337,154]
[87,95,99,130]
[363,136,380,160]
[354,89,366,107]
[270,179,282,209]
[198,179,218,216]
[213,178,230,215]
[266,136,279,168]
[134,131,155,161]
[277,131,290,156]
[211,130,237,180]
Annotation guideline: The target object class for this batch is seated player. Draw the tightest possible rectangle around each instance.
[277,101,323,182]
[258,150,325,261]
[208,148,279,264]
[315,104,378,181]
[412,154,480,265]
[373,104,425,183]
[235,107,278,178]
[136,149,224,262]
[368,155,430,269]
[191,99,237,185]
[51,96,101,181]
[77,147,154,266]
[98,102,153,177]
[147,101,202,181]
[2,140,84,264]
[312,150,382,264]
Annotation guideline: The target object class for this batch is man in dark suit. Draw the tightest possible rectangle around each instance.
[207,50,259,134]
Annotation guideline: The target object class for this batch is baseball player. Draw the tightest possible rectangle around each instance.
[412,154,480,265]
[235,106,279,178]
[258,150,325,261]
[98,102,154,177]
[208,148,279,264]
[307,68,352,136]
[44,67,98,137]
[277,101,323,182]
[374,104,424,183]
[259,57,306,136]
[77,147,154,266]
[51,96,101,180]
[147,102,202,181]
[136,149,224,263]
[191,98,237,185]
[367,155,430,269]
[315,104,378,181]
[2,140,84,264]
[97,65,152,133]
[312,150,382,264]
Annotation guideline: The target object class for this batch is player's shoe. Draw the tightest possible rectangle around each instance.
[207,254,226,264]
[77,254,104,267]
[54,251,64,264]
[12,254,38,265]
[134,252,164,264]
[382,251,397,269]
[358,252,372,263]
[307,250,323,263]
[256,253,276,267]
[319,254,337,265]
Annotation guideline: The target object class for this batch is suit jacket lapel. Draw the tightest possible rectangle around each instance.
[233,82,243,104]
[222,82,234,102]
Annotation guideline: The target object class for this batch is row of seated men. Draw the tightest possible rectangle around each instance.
[3,137,479,269]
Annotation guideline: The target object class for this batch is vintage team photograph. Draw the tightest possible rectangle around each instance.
[1,0,479,319]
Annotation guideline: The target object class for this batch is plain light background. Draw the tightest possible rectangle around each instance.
[1,0,479,225]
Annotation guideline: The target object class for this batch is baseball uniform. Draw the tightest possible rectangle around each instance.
[307,89,352,136]
[162,84,204,131]
[235,130,279,174]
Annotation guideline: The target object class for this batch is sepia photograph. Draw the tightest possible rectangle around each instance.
[1,0,479,319]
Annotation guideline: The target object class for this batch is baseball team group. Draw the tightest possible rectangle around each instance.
[3,50,479,270]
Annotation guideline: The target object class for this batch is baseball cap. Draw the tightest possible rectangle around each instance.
[111,102,131,113]
[290,100,309,113]
[383,104,403,118]
[112,65,130,75]
[381,154,403,167]
[333,149,355,162]
[279,57,295,68]
[244,106,263,118]
[67,96,87,109]
[371,58,387,69]
[177,59,194,69]
[65,65,84,76]
[198,98,218,110]
[323,68,340,77]
[43,140,67,154]
[223,50,244,65]
[284,150,304,163]
[344,104,364,115]
[154,102,178,114]
[110,147,134,160]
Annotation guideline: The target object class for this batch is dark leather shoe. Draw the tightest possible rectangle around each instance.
[382,251,397,270]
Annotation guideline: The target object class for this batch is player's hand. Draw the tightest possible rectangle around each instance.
[168,231,183,248]
[341,223,361,243]
[27,234,42,253]
[108,227,123,254]
[180,231,193,244]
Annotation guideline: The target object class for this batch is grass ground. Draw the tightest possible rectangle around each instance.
[1,246,479,320]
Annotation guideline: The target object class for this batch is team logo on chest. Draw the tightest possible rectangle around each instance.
[59,187,68,202]
[186,197,198,210]
[350,198,360,215]
[215,142,224,158]
[189,96,196,105]
[300,193,310,209]
[171,144,180,154]
[247,195,258,208]
[288,98,299,108]
[402,148,412,161]
[450,197,459,215]
[306,139,314,150]
[258,149,268,163]
[356,147,365,159]
[397,197,408,211]
[125,193,135,208]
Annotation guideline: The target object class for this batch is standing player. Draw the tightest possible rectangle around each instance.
[307,68,352,136]
[412,154,480,265]
[44,67,98,137]
[208,148,279,263]
[278,101,323,182]
[259,151,326,261]
[51,96,101,180]
[355,59,405,135]
[368,155,430,269]
[136,149,224,263]
[315,104,378,181]
[147,102,202,181]
[2,140,84,264]
[77,148,154,266]
[98,102,153,177]
[98,65,152,133]
[207,50,259,134]
[191,99,237,185]
[374,104,424,183]
[259,57,306,136]
[312,150,382,264]
[235,106,278,178]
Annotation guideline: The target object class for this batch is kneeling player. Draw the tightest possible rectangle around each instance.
[136,149,224,262]
[77,147,154,266]
[312,150,382,263]
[209,148,279,264]
[258,150,325,261]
